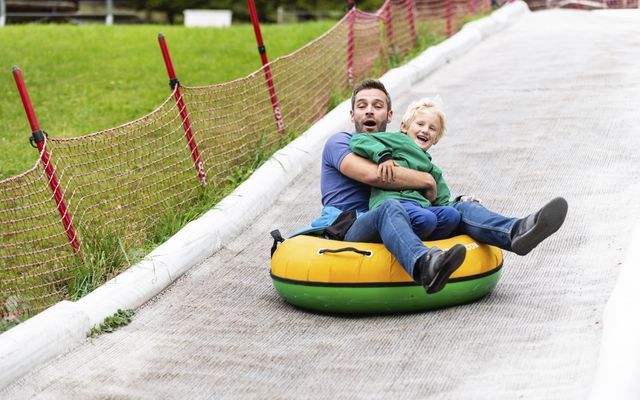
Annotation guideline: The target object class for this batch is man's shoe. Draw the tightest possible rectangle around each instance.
[417,244,467,294]
[511,197,568,256]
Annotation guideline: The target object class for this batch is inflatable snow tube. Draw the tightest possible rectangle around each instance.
[270,234,503,314]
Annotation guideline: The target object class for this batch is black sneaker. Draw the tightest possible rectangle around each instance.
[511,197,568,256]
[417,244,467,294]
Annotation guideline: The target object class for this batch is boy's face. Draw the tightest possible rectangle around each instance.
[401,109,441,152]
[350,88,393,134]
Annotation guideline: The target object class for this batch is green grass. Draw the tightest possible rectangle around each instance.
[87,309,135,337]
[0,21,336,179]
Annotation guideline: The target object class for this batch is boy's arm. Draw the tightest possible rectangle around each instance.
[340,152,437,202]
[349,133,392,164]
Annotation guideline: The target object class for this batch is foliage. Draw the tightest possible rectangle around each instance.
[132,0,378,23]
[88,309,135,337]
[69,232,131,300]
[328,85,350,111]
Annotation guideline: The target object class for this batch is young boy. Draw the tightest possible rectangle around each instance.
[349,98,462,240]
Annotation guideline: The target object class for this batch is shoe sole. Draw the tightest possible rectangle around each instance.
[426,244,467,294]
[511,197,568,256]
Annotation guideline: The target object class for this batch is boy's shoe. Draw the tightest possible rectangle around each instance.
[511,197,568,256]
[417,244,467,294]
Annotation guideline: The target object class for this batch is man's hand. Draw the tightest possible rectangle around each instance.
[460,195,482,203]
[377,159,399,182]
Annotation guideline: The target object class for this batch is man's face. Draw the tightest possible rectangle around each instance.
[350,88,393,133]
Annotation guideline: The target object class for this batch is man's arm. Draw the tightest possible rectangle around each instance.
[340,152,437,201]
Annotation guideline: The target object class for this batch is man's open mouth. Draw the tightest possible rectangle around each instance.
[363,120,377,127]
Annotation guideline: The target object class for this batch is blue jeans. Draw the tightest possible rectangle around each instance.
[344,200,428,278]
[400,201,461,241]
[453,201,518,251]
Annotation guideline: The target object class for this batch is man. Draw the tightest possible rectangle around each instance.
[299,79,567,295]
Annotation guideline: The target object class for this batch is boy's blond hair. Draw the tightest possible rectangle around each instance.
[400,97,447,140]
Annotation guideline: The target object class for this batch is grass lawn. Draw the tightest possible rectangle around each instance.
[0,21,336,179]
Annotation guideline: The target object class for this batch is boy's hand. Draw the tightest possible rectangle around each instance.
[460,195,482,203]
[377,159,399,182]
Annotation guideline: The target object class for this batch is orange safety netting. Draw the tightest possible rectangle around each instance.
[47,95,201,247]
[351,9,385,83]
[1,1,490,328]
[415,0,492,36]
[0,162,79,325]
[381,0,417,57]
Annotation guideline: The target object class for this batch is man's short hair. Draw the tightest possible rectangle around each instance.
[351,79,392,112]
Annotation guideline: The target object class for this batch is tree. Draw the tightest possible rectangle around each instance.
[134,0,378,24]
[134,0,211,24]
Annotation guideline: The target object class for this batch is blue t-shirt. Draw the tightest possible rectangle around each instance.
[320,132,370,213]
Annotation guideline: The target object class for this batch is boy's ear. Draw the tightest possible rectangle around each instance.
[399,121,407,132]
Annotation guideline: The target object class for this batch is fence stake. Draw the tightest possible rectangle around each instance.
[406,0,417,47]
[445,0,453,37]
[347,1,356,86]
[247,0,285,133]
[12,67,80,254]
[157,33,207,186]
[384,1,393,48]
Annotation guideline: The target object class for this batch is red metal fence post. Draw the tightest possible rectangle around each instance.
[406,0,417,47]
[384,1,394,48]
[247,0,285,133]
[157,33,207,186]
[12,66,81,254]
[347,0,356,86]
[445,0,453,37]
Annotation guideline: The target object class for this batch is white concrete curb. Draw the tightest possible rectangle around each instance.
[0,2,529,390]
[0,301,89,388]
[589,219,640,400]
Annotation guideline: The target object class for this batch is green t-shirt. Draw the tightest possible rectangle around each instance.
[349,131,454,209]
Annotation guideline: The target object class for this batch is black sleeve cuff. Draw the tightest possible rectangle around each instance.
[378,153,393,164]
